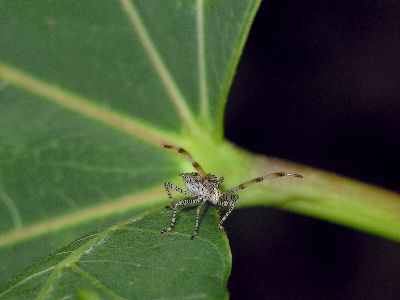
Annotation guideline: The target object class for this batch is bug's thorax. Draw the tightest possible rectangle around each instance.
[180,172,222,205]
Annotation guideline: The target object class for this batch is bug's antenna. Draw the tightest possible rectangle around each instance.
[161,144,207,178]
[222,172,303,195]
[238,172,303,189]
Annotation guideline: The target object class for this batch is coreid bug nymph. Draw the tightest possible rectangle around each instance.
[160,144,303,239]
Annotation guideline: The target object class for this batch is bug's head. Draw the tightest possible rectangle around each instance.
[179,172,201,181]
[205,174,224,188]
[179,172,223,187]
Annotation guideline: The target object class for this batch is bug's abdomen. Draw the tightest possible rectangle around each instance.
[208,190,220,205]
[183,181,204,195]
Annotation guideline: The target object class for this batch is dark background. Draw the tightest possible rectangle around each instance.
[224,0,400,299]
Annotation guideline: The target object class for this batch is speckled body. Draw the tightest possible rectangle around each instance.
[179,172,223,205]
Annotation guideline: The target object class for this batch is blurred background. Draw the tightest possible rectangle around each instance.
[224,0,400,299]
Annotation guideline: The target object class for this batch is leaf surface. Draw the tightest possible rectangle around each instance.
[2,0,400,298]
[0,208,231,299]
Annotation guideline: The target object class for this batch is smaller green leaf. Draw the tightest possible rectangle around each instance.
[0,207,231,299]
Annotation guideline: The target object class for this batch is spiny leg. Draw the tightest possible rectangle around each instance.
[220,194,239,202]
[217,194,239,230]
[161,144,207,179]
[217,194,238,217]
[164,181,193,207]
[161,198,201,234]
[191,199,207,240]
[221,172,303,196]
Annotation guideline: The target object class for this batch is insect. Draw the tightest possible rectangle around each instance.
[160,144,303,239]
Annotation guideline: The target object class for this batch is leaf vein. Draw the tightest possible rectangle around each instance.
[0,186,165,247]
[120,226,227,278]
[0,62,180,147]
[79,259,141,268]
[196,0,209,124]
[34,210,153,299]
[0,267,54,298]
[119,0,199,133]
[71,264,125,299]
[0,183,23,229]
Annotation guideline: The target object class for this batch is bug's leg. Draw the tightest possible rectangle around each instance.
[217,195,239,230]
[161,198,201,234]
[164,181,193,207]
[191,199,207,240]
[161,144,207,179]
[221,172,303,196]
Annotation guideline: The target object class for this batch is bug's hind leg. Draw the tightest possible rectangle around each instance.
[217,194,239,231]
[161,198,201,234]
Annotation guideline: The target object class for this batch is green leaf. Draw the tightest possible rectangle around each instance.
[2,0,400,298]
[0,0,260,296]
[0,208,231,299]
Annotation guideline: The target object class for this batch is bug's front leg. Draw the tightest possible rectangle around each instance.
[191,199,207,240]
[161,198,201,234]
[164,181,193,207]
